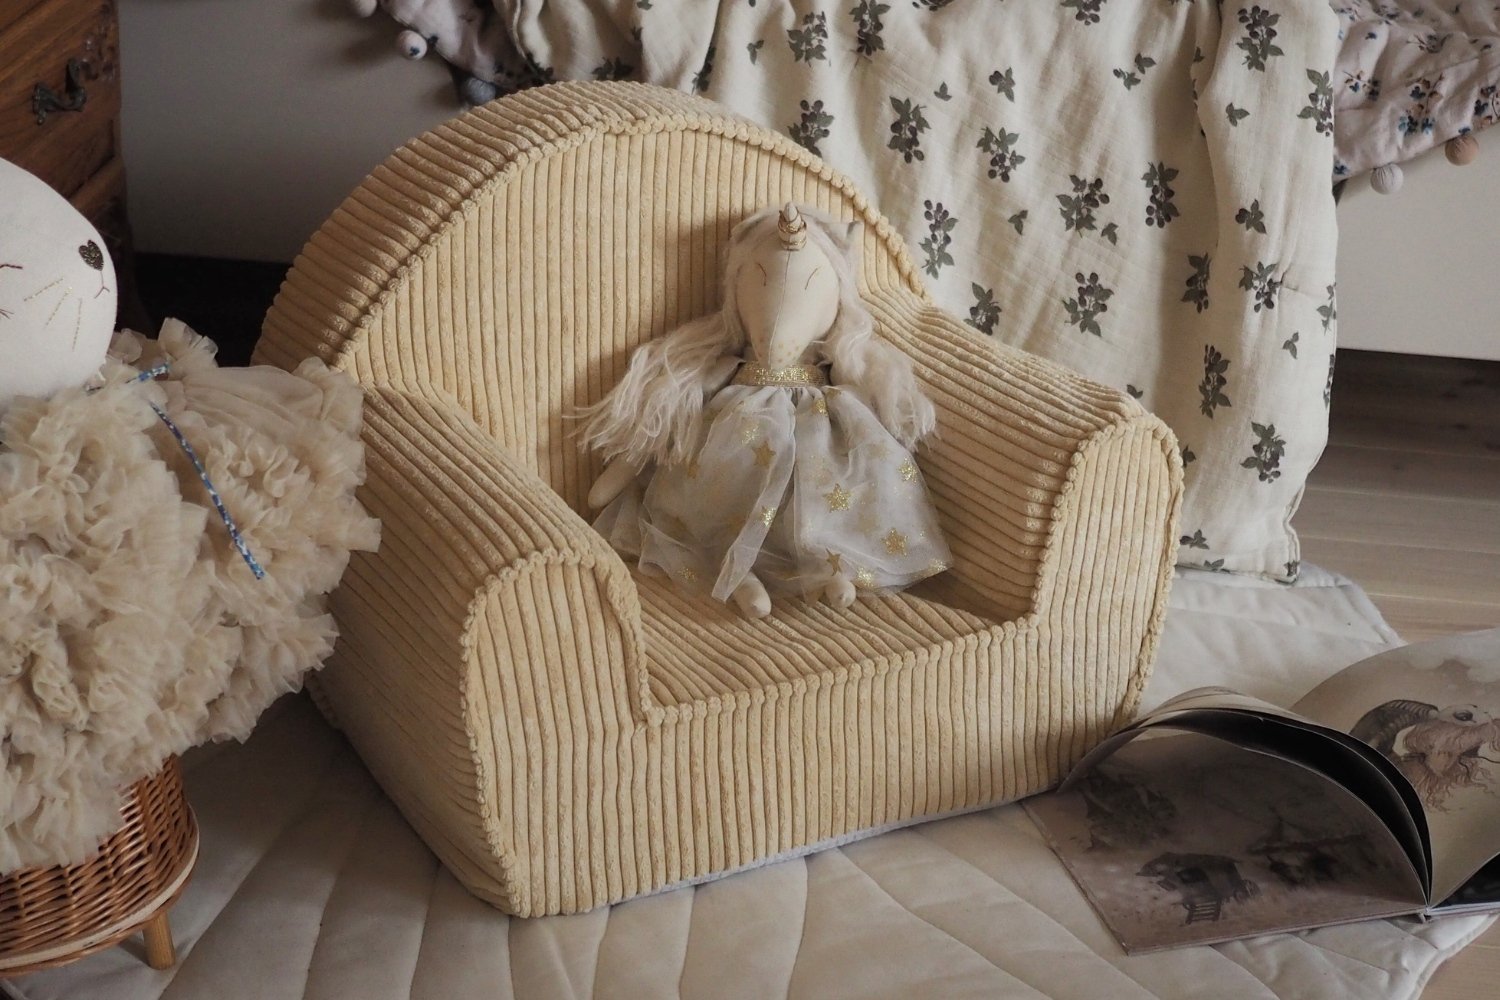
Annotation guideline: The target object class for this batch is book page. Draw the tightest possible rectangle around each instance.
[1064,693,1430,886]
[1293,628,1500,906]
[1025,732,1428,953]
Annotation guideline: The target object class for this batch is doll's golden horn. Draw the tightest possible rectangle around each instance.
[778,202,807,250]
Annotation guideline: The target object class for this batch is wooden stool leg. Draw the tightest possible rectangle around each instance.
[142,910,175,969]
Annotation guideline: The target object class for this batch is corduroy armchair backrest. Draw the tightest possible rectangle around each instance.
[257,82,930,513]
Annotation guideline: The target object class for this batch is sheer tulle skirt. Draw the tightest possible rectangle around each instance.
[596,384,950,602]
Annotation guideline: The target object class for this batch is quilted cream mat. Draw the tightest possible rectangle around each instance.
[6,568,1490,1000]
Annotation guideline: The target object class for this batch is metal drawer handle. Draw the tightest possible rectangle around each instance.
[32,58,90,125]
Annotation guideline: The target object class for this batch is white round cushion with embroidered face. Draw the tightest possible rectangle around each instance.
[0,157,116,410]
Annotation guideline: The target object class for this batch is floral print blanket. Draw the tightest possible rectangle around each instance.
[1332,1,1500,178]
[356,0,1343,581]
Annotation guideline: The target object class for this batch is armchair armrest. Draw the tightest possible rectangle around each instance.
[318,385,646,909]
[877,295,1181,737]
[871,292,1182,652]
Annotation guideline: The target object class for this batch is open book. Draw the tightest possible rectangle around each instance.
[1024,628,1500,953]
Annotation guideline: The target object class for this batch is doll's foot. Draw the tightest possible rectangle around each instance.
[822,576,856,609]
[732,575,772,619]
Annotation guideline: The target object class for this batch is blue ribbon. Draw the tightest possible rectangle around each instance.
[133,364,266,580]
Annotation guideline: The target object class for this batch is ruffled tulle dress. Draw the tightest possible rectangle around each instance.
[0,320,379,871]
[595,362,950,602]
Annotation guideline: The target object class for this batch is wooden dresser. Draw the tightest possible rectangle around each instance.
[1,0,141,324]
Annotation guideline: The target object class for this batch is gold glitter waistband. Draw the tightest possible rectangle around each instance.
[731,362,830,388]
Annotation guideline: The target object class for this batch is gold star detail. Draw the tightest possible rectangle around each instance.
[926,559,948,575]
[826,550,843,574]
[740,419,761,444]
[758,505,779,526]
[751,440,776,468]
[882,529,908,556]
[824,483,852,512]
[898,459,918,482]
[855,567,877,589]
[813,396,828,415]
[679,567,699,583]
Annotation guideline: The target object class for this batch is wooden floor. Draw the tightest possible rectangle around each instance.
[1301,349,1500,641]
[1297,349,1500,998]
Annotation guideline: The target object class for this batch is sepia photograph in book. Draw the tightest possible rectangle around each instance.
[1023,628,1500,953]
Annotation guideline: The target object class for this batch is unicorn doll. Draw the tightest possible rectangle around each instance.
[583,203,950,619]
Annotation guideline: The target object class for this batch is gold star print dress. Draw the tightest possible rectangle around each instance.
[594,362,951,602]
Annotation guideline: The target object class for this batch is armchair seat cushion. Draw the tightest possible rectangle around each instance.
[636,570,990,706]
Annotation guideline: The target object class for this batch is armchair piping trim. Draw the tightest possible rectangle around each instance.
[452,545,649,913]
[1042,416,1184,727]
[318,83,934,374]
[459,546,653,721]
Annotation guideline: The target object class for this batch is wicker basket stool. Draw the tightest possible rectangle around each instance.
[0,758,199,978]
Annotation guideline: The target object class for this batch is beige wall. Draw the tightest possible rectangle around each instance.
[120,2,1497,359]
[1336,136,1500,361]
[118,0,451,262]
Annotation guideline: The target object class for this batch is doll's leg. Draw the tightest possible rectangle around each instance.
[821,575,856,609]
[731,573,772,619]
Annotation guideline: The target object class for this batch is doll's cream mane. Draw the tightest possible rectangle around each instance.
[581,204,936,468]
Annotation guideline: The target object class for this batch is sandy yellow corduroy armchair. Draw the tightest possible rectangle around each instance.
[254,82,1182,917]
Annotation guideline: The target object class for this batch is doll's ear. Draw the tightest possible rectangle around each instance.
[836,218,864,259]
[729,203,778,243]
[729,213,758,242]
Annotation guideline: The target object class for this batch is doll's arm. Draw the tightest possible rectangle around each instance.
[587,455,644,509]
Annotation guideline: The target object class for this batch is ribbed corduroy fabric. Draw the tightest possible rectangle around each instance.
[254,81,1184,917]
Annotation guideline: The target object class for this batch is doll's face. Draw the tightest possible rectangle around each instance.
[732,226,839,368]
[0,158,116,411]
